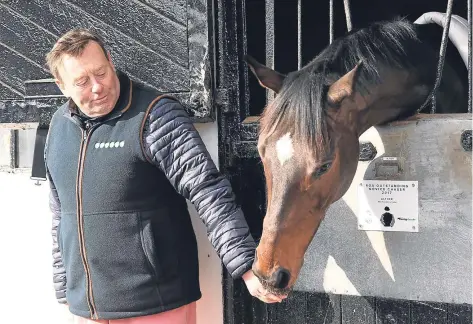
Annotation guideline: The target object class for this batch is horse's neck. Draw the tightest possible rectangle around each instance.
[354,26,468,136]
[356,70,428,135]
[360,62,467,127]
[357,102,411,136]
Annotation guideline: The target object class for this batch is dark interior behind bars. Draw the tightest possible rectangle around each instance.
[245,0,469,117]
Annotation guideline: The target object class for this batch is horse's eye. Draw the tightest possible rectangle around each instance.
[313,162,332,178]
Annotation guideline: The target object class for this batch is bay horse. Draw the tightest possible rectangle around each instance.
[245,18,468,295]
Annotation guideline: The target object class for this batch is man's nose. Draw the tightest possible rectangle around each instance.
[91,80,103,94]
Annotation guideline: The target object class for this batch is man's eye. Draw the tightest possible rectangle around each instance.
[76,79,88,87]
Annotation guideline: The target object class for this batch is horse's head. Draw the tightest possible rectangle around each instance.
[245,55,364,294]
[244,18,468,294]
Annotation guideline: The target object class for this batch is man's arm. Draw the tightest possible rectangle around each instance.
[141,97,256,279]
[46,161,67,303]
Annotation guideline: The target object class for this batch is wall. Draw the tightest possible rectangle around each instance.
[0,122,223,324]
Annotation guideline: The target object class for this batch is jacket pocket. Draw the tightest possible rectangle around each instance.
[140,209,180,282]
[138,212,159,279]
[83,211,162,312]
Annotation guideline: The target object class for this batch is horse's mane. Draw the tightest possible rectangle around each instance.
[259,18,423,156]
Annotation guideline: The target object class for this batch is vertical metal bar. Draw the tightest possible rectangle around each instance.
[343,0,353,31]
[298,0,302,69]
[266,0,275,102]
[240,0,250,117]
[10,129,17,169]
[468,0,472,113]
[431,0,455,113]
[329,0,334,43]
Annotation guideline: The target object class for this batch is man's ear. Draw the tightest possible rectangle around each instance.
[327,61,362,105]
[244,55,286,94]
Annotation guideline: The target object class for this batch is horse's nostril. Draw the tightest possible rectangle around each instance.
[272,267,291,289]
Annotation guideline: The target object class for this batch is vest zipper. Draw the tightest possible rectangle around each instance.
[77,121,98,319]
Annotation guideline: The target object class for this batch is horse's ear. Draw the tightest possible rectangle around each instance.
[327,61,363,106]
[244,55,286,94]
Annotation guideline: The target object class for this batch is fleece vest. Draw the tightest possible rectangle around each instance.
[45,72,201,320]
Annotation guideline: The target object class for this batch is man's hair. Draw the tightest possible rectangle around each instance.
[46,28,108,79]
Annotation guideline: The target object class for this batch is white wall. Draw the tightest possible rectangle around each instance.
[0,122,223,324]
[191,122,224,324]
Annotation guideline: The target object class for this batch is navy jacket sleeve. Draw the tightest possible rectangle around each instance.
[141,97,256,279]
[45,143,67,304]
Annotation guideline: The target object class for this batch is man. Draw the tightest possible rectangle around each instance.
[45,29,285,323]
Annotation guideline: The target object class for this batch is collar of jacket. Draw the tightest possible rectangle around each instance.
[63,70,133,126]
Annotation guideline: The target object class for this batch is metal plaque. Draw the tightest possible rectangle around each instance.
[357,180,419,232]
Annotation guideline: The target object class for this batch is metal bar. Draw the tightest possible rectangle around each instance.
[468,0,472,113]
[431,0,455,113]
[298,0,302,69]
[416,0,455,113]
[343,0,353,31]
[10,129,18,169]
[329,0,334,43]
[266,0,275,102]
[240,0,250,118]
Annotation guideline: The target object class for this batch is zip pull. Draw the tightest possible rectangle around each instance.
[83,121,92,140]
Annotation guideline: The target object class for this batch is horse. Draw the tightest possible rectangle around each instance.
[244,17,468,295]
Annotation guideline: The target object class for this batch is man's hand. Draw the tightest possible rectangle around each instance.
[242,270,288,303]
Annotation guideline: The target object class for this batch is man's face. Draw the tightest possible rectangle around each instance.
[56,41,120,117]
